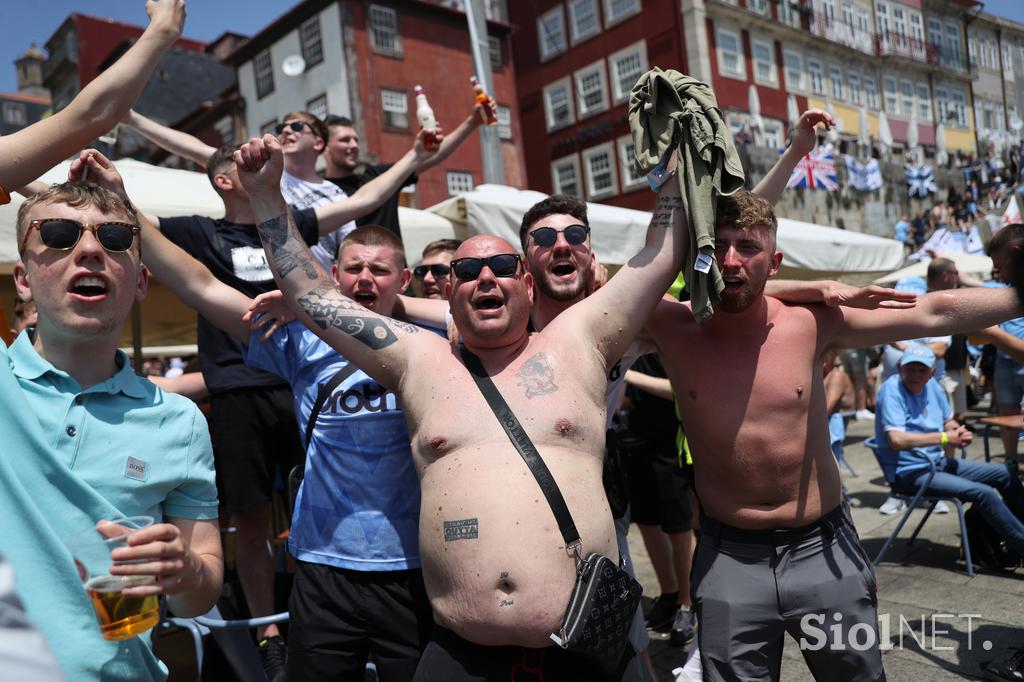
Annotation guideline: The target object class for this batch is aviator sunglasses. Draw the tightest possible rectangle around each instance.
[274,120,310,136]
[449,254,521,281]
[528,224,590,248]
[19,219,140,255]
[413,263,451,280]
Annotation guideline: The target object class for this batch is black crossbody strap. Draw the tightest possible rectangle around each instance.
[460,348,581,549]
[304,363,360,449]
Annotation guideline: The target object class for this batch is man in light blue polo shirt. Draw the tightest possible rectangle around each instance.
[1,180,222,681]
[876,345,1024,558]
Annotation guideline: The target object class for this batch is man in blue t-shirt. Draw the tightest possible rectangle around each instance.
[876,346,1024,558]
[123,204,431,680]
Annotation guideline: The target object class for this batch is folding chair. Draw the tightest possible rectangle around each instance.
[864,437,974,576]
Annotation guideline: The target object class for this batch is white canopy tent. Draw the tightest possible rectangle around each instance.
[428,184,906,280]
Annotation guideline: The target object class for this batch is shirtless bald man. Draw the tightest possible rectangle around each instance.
[647,191,1024,681]
[234,133,685,680]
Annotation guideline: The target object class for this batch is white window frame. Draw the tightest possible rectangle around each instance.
[306,93,328,121]
[538,5,567,62]
[551,153,582,197]
[928,18,942,47]
[808,60,825,95]
[603,0,641,28]
[899,79,914,117]
[616,135,645,191]
[581,142,618,200]
[446,171,474,196]
[380,88,409,129]
[915,82,931,122]
[496,105,512,140]
[608,40,647,104]
[574,60,610,119]
[951,90,968,128]
[488,35,503,70]
[543,77,575,131]
[253,49,274,99]
[2,102,26,125]
[1005,44,1014,79]
[716,27,745,80]
[864,75,879,109]
[368,4,402,56]
[749,0,769,15]
[783,50,804,92]
[847,71,861,106]
[751,37,778,87]
[883,76,898,114]
[909,13,923,43]
[829,65,844,100]
[568,0,601,45]
[299,15,324,68]
[761,120,784,150]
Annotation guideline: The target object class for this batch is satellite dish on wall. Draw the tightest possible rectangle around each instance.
[281,54,306,77]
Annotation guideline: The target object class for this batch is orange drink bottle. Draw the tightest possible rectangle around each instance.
[471,76,497,125]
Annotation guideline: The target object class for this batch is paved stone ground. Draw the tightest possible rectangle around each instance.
[631,407,1024,681]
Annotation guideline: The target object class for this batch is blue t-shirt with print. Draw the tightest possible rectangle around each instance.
[245,321,420,571]
[875,374,952,480]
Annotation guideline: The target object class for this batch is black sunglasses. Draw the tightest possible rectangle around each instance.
[413,263,451,279]
[19,219,140,255]
[274,121,309,136]
[528,224,590,248]
[449,254,521,281]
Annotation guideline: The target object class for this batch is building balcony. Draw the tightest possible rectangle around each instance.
[875,30,938,65]
[808,13,874,55]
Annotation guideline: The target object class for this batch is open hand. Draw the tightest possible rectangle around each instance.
[825,283,917,310]
[244,290,296,341]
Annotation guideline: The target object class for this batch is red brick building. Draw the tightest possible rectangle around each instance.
[507,0,688,211]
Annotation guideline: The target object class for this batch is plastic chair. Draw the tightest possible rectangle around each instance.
[864,437,974,576]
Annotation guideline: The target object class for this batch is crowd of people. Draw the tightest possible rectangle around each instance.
[2,3,1024,682]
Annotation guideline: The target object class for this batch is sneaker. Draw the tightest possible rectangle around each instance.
[258,635,288,682]
[982,646,1024,681]
[934,500,951,514]
[879,496,906,515]
[645,591,680,631]
[669,607,696,646]
[855,409,875,421]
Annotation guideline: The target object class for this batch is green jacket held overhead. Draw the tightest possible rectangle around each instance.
[628,67,745,322]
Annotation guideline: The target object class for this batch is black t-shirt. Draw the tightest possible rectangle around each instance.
[158,209,320,393]
[625,353,679,447]
[327,163,417,238]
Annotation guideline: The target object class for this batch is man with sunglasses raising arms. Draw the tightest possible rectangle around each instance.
[234,131,686,680]
[1,179,222,680]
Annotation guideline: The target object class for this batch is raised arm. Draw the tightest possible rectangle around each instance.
[546,165,685,366]
[830,287,1024,351]
[752,109,835,206]
[0,1,186,192]
[237,135,436,388]
[314,129,437,234]
[766,279,916,309]
[121,108,217,167]
[71,150,254,343]
[415,99,490,173]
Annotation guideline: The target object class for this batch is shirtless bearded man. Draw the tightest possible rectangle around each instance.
[647,191,1024,681]
[233,134,686,681]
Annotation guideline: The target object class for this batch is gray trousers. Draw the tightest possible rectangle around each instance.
[691,505,885,682]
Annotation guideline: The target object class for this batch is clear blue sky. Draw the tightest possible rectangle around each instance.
[0,1,287,93]
[0,1,1022,94]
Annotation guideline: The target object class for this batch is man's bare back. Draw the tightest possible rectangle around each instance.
[651,295,844,528]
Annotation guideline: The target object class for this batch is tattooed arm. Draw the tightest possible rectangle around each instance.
[541,161,686,370]
[234,135,436,387]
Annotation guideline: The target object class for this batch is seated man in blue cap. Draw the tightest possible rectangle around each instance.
[875,344,1024,558]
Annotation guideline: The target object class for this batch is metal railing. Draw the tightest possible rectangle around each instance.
[809,13,874,55]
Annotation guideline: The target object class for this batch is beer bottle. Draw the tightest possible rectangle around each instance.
[414,85,441,151]
[471,76,497,126]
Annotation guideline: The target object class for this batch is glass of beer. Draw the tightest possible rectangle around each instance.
[63,516,160,641]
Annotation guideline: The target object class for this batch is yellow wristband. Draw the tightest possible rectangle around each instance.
[940,432,950,446]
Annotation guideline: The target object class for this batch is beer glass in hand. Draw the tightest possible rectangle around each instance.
[63,516,160,641]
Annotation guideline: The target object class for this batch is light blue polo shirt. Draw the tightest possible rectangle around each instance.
[875,373,952,479]
[8,331,218,522]
[0,333,216,681]
[245,321,421,571]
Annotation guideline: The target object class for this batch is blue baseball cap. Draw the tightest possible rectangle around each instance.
[900,345,936,368]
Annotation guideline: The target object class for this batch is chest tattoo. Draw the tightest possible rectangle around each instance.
[516,352,558,399]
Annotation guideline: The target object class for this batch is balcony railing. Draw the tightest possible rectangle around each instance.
[876,30,939,65]
[809,13,874,55]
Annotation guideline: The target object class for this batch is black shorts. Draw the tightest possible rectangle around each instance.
[625,438,694,533]
[289,560,433,682]
[208,385,305,514]
[412,626,642,682]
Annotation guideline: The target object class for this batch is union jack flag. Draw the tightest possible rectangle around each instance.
[785,143,838,191]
